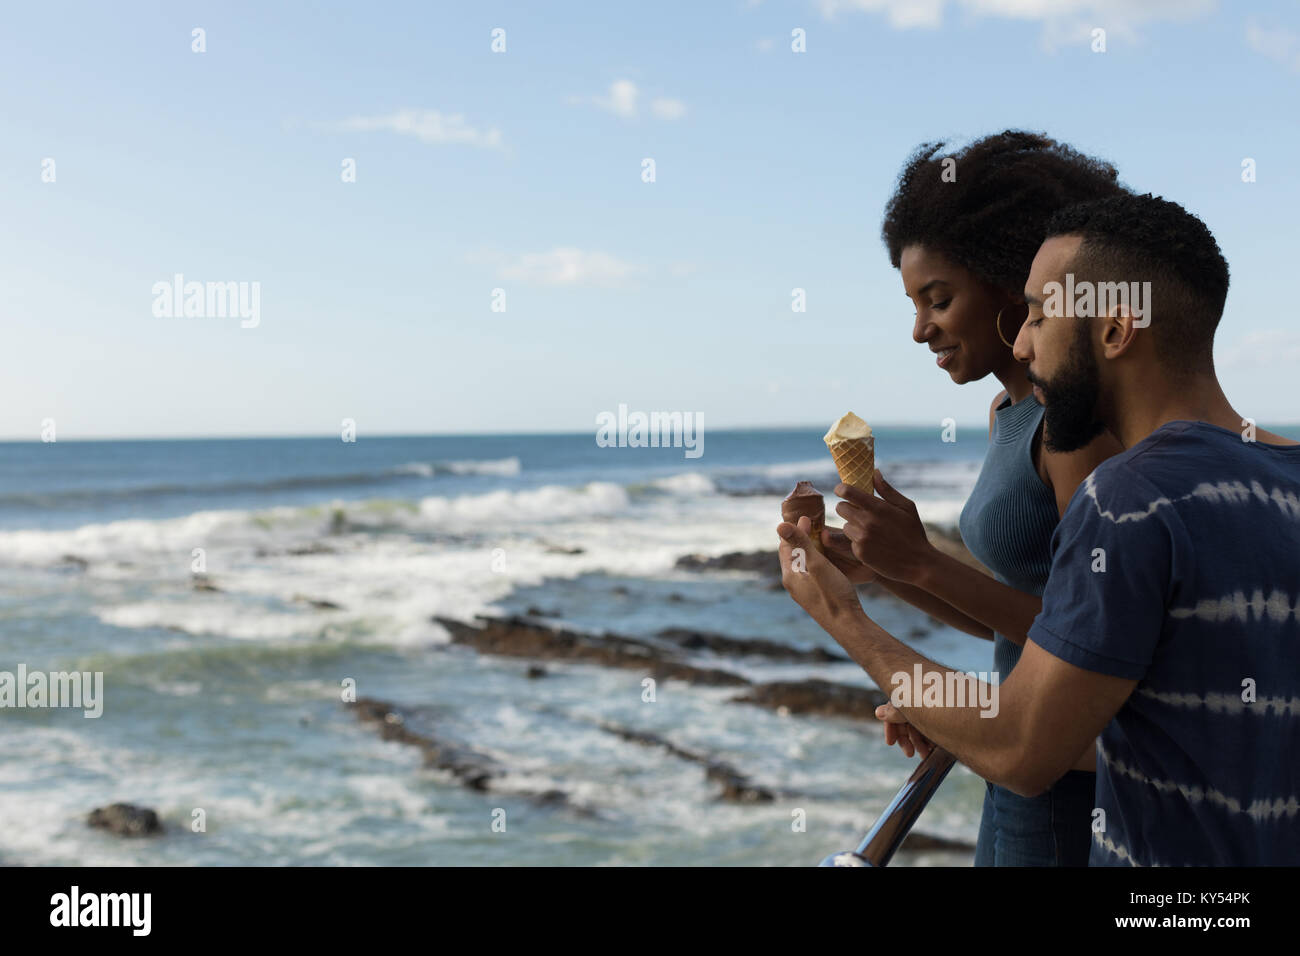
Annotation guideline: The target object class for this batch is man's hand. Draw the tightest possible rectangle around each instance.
[820,527,877,584]
[874,702,934,759]
[834,472,936,586]
[777,516,867,635]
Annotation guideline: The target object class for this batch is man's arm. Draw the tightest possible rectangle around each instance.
[829,608,1132,795]
[778,518,1135,795]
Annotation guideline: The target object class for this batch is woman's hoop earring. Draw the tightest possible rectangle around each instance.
[996,307,1023,356]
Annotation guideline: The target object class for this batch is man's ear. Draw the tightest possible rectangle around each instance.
[1099,303,1141,360]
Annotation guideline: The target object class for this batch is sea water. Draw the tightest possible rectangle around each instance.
[0,426,1078,865]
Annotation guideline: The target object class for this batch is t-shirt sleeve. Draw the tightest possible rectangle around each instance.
[1027,464,1179,680]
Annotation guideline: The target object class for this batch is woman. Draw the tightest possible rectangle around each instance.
[825,131,1125,866]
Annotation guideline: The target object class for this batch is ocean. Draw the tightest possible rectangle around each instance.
[0,426,1077,865]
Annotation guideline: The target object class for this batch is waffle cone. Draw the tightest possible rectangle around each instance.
[829,437,875,491]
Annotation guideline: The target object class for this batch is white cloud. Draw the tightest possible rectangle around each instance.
[481,248,647,287]
[1245,15,1300,71]
[650,97,688,120]
[596,79,639,118]
[1220,330,1300,369]
[573,80,686,120]
[323,109,503,149]
[819,0,944,28]
[817,0,1216,48]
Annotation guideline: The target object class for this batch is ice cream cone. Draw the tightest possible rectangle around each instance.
[823,412,876,492]
[828,437,875,492]
[782,481,825,553]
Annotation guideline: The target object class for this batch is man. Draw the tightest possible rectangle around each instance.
[780,193,1300,865]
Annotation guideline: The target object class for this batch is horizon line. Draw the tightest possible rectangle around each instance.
[0,421,998,443]
[3,419,1298,444]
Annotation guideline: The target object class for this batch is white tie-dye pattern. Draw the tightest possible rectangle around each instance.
[1081,472,1176,524]
[1078,445,1300,864]
[1137,686,1300,717]
[1082,471,1300,524]
[1092,828,1147,866]
[1169,589,1300,625]
[1099,739,1300,823]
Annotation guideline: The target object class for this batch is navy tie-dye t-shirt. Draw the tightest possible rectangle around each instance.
[1027,420,1300,866]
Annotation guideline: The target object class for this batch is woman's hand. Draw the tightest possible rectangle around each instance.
[834,472,937,586]
[875,702,935,760]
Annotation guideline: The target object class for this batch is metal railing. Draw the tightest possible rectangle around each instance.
[819,747,957,866]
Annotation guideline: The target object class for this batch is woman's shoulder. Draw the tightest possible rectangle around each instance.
[987,389,1009,438]
[1039,425,1125,517]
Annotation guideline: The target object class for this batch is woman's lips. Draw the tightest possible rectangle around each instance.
[935,345,958,369]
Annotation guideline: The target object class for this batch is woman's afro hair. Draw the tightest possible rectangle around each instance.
[881,130,1124,294]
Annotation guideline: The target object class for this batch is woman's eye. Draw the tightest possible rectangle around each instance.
[932,299,951,311]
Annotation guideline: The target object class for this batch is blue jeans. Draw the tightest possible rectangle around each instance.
[974,770,1095,866]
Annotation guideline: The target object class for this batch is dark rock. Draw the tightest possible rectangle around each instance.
[525,606,559,618]
[289,542,337,556]
[350,697,590,812]
[675,551,780,576]
[732,679,888,719]
[255,542,338,558]
[705,763,775,804]
[656,627,849,663]
[434,616,749,688]
[87,803,163,837]
[192,576,221,592]
[544,545,585,555]
[600,722,775,804]
[526,665,548,679]
[293,594,343,610]
[352,697,501,792]
[59,554,89,570]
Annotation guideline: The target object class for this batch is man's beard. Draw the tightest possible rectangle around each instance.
[1029,322,1107,453]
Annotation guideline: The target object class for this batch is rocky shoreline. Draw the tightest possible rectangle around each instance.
[435,615,889,719]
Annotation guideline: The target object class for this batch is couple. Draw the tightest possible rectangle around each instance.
[779,130,1299,866]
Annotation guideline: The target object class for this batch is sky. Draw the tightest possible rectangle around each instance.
[2,0,1298,440]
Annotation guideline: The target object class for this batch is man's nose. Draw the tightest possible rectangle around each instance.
[1012,319,1033,364]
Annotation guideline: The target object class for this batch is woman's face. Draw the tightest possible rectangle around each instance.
[898,244,1018,385]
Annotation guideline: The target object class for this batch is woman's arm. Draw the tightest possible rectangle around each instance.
[876,576,995,641]
[830,406,1125,648]
[822,527,993,640]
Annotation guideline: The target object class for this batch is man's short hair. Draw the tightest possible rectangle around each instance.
[1044,193,1230,373]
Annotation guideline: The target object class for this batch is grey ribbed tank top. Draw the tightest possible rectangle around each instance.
[957,393,1059,680]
